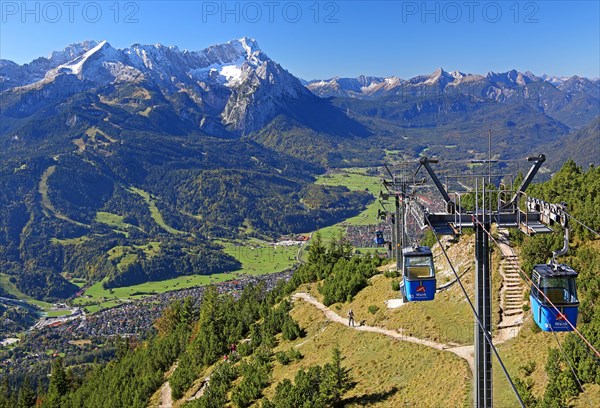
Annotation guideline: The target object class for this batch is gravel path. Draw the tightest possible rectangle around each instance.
[292,292,476,374]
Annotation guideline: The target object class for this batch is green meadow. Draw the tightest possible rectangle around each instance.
[72,240,300,313]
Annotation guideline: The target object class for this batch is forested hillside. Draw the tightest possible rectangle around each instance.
[0,129,372,300]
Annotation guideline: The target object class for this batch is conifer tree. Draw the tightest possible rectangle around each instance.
[44,357,68,408]
[17,377,36,408]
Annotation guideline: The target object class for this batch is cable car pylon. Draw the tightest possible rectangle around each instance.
[380,154,580,407]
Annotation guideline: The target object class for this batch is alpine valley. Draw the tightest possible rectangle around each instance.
[0,38,598,302]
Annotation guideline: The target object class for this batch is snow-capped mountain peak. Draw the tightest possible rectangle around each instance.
[37,40,143,84]
[47,40,101,66]
[1,38,312,134]
[182,39,267,87]
[450,70,466,80]
[407,68,457,87]
[540,74,569,86]
[55,40,109,76]
[238,37,261,58]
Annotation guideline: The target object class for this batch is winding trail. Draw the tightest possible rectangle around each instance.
[158,381,172,408]
[293,255,525,380]
[39,165,89,228]
[157,362,178,408]
[292,292,476,375]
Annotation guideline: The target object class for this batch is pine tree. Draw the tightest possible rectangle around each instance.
[17,377,36,408]
[180,296,193,326]
[308,232,326,263]
[44,357,68,408]
[196,286,226,366]
[0,377,11,408]
[319,346,351,406]
[513,377,537,407]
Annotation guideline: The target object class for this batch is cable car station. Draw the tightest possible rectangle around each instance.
[379,154,581,408]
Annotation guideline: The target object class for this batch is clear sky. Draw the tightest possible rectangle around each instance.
[1,1,598,80]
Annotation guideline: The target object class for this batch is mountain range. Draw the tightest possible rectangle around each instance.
[2,39,598,139]
[306,69,600,128]
[0,38,598,301]
[1,38,367,138]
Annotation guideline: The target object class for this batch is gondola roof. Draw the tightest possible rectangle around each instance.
[402,246,433,257]
[533,263,578,278]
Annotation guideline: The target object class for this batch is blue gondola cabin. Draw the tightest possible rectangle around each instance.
[374,230,385,246]
[402,246,436,301]
[530,263,579,332]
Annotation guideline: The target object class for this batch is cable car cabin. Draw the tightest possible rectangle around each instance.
[374,230,385,246]
[402,246,436,301]
[530,263,579,332]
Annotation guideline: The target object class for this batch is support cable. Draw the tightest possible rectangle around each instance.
[425,218,525,408]
[571,332,600,367]
[564,212,600,238]
[472,217,600,360]
[550,328,594,408]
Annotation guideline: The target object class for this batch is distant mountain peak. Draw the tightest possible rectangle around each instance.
[237,37,261,55]
[3,39,599,138]
[42,40,131,83]
[420,67,455,86]
[485,69,535,85]
[47,40,101,63]
[56,40,110,75]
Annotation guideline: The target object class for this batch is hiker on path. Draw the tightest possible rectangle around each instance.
[348,309,355,327]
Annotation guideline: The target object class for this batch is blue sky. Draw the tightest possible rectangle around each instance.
[1,1,599,80]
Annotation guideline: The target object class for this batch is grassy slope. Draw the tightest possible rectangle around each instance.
[315,169,381,195]
[95,211,140,233]
[39,165,89,228]
[0,273,54,311]
[267,298,470,407]
[107,242,162,272]
[220,241,298,276]
[51,236,91,246]
[328,272,474,345]
[320,233,477,345]
[309,167,381,243]
[129,187,185,235]
[570,384,600,407]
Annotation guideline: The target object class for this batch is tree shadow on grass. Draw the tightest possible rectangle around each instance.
[341,386,400,406]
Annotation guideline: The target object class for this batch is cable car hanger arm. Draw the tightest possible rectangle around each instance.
[417,157,458,214]
[502,154,546,210]
[526,196,570,264]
